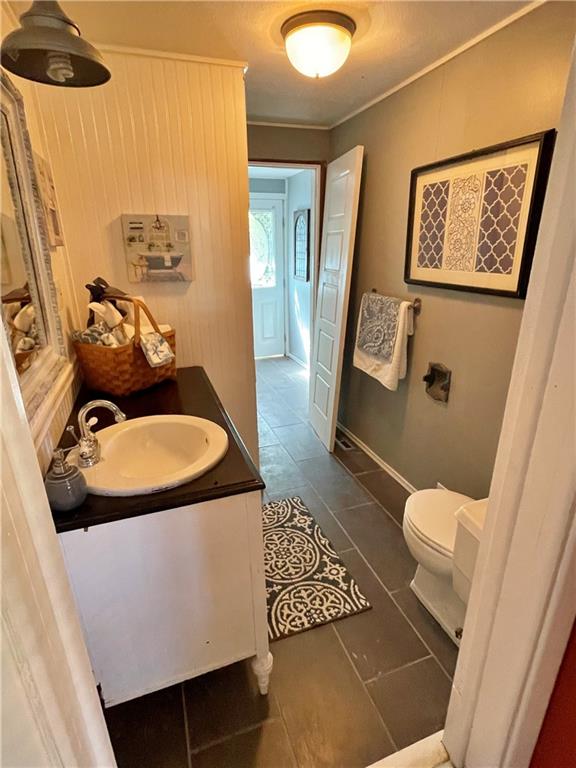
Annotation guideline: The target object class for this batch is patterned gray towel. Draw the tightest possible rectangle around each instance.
[356,293,401,362]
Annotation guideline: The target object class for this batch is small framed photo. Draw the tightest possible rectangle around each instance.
[293,208,310,282]
[404,130,556,298]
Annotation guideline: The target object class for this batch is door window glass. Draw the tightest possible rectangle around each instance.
[249,210,276,288]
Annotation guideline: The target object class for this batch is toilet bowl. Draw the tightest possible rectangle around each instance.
[403,489,487,646]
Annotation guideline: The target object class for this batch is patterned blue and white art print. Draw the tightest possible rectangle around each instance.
[406,132,555,297]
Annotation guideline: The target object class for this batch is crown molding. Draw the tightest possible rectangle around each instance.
[330,0,546,128]
[247,120,331,131]
[6,0,546,128]
[3,4,246,69]
[248,0,546,131]
[96,43,247,70]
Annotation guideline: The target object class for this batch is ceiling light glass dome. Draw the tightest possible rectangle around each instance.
[281,11,356,79]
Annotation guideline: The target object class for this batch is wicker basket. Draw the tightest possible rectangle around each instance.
[73,296,176,397]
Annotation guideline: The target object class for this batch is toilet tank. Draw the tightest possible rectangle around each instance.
[452,499,488,604]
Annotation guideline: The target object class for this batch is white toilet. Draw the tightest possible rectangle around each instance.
[403,489,488,646]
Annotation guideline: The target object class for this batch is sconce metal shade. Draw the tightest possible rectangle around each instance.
[1,1,110,87]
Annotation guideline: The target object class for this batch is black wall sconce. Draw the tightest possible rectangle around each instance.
[1,1,110,87]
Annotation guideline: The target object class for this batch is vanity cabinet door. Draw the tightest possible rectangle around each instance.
[60,495,260,706]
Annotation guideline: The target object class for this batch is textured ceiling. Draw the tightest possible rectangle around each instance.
[9,1,532,126]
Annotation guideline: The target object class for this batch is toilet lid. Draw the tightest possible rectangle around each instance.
[404,489,473,556]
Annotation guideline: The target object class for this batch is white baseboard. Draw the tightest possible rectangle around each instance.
[286,351,307,369]
[336,422,417,494]
[367,731,449,768]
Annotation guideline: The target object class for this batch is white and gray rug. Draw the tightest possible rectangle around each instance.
[263,496,371,641]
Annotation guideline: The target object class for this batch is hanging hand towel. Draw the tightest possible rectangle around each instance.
[353,292,414,391]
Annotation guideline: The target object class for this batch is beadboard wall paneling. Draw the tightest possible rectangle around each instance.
[33,51,258,457]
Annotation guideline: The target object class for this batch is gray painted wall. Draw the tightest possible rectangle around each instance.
[247,124,331,162]
[331,4,575,497]
[246,4,575,497]
[249,178,286,194]
[286,170,314,366]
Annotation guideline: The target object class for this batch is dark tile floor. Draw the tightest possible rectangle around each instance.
[105,357,457,768]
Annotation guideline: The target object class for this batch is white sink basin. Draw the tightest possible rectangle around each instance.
[72,415,229,496]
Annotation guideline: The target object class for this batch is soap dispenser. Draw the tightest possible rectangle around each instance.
[45,449,88,512]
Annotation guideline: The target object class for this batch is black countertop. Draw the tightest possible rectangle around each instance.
[53,367,264,534]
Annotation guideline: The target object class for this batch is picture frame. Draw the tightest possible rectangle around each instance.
[34,152,64,249]
[121,213,193,283]
[404,130,556,298]
[293,208,310,282]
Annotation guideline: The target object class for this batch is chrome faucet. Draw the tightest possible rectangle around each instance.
[73,399,127,468]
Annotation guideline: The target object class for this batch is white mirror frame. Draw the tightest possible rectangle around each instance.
[1,73,69,438]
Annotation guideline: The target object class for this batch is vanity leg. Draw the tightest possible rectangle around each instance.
[251,652,273,695]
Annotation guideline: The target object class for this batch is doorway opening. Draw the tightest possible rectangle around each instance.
[248,163,321,391]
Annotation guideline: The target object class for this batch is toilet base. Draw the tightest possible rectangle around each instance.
[410,565,466,647]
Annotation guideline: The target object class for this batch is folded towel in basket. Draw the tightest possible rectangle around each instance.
[139,331,175,367]
[353,292,414,391]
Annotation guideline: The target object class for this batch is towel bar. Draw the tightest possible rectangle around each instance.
[370,289,422,315]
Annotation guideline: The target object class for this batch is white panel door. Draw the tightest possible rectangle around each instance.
[309,146,364,450]
[250,198,285,358]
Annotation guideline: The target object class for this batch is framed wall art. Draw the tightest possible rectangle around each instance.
[121,213,192,283]
[293,208,310,282]
[404,130,556,298]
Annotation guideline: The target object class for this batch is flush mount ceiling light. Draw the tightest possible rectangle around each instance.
[281,10,356,78]
[1,1,110,87]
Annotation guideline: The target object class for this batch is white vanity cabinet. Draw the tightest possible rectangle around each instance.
[60,490,272,707]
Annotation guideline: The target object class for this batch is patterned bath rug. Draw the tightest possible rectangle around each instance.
[263,496,371,641]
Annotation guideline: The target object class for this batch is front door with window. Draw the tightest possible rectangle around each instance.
[249,197,285,358]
